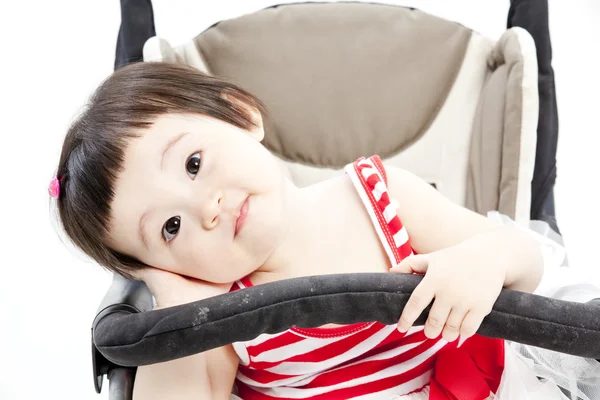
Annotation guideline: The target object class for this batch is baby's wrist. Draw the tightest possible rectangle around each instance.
[500,229,544,292]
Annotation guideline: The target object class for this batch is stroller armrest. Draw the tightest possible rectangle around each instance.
[91,274,153,394]
[93,273,600,367]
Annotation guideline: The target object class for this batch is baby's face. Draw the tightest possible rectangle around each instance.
[108,113,287,283]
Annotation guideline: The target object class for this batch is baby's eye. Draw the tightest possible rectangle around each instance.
[162,216,181,242]
[186,152,201,179]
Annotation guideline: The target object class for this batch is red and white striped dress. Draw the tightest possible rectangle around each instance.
[230,156,504,400]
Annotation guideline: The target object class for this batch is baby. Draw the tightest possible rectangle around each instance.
[53,62,547,399]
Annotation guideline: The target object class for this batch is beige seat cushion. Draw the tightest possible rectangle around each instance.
[143,3,538,221]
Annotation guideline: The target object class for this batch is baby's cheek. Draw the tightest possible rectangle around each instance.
[189,245,236,283]
[164,242,207,280]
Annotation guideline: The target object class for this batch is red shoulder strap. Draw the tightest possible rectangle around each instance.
[370,155,388,185]
[344,156,413,267]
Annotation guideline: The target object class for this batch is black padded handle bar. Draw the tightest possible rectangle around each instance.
[93,273,600,367]
[92,275,152,393]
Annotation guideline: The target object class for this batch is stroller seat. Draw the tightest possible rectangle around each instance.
[91,2,598,399]
[143,2,537,224]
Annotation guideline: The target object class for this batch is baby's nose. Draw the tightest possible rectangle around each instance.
[201,192,223,230]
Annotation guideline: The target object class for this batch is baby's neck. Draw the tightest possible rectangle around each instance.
[255,178,335,282]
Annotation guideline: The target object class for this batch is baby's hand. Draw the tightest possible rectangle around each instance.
[131,267,232,310]
[390,244,505,345]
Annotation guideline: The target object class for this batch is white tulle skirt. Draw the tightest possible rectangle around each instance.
[486,212,600,400]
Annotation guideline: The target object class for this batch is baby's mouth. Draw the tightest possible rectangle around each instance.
[235,197,250,237]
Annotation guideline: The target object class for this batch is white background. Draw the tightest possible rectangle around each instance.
[1,1,599,399]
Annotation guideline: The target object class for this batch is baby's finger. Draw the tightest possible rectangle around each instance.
[441,308,466,343]
[398,281,434,333]
[458,309,486,346]
[390,254,430,274]
[423,300,451,339]
[131,267,179,296]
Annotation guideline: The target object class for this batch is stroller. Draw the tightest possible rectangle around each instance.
[91,1,600,399]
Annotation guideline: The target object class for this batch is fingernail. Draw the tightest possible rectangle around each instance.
[457,336,466,348]
[397,325,407,333]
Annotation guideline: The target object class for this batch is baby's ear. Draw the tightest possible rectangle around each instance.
[221,92,264,140]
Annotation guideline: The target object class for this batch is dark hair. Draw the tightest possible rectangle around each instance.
[54,62,264,277]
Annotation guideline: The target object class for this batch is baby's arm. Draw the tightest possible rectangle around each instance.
[385,166,543,292]
[384,166,543,342]
[133,346,238,400]
[131,268,239,400]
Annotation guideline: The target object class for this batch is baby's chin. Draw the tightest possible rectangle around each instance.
[186,260,260,285]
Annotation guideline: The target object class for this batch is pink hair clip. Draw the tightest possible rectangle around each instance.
[48,177,61,198]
